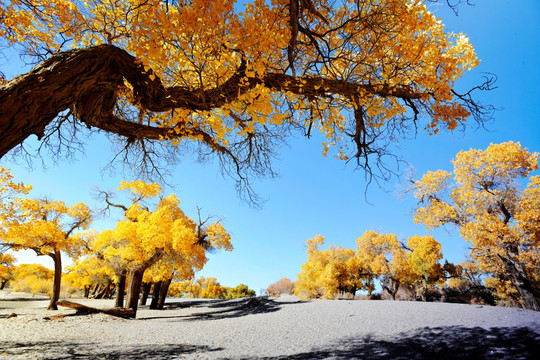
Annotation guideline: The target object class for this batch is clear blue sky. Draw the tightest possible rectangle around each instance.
[2,1,539,294]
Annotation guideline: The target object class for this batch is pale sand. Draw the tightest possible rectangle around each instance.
[1,290,539,359]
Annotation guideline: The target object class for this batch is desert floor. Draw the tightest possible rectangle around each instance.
[1,290,539,359]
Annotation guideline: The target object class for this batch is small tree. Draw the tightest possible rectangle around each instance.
[414,142,540,310]
[1,198,92,310]
[295,235,366,299]
[356,231,408,300]
[403,235,446,301]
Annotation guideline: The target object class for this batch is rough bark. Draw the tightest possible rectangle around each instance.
[95,279,112,299]
[149,281,162,310]
[91,284,100,297]
[139,282,151,306]
[499,253,540,311]
[83,286,89,298]
[125,267,145,317]
[0,44,421,160]
[47,251,62,310]
[57,300,134,319]
[105,283,115,299]
[156,278,172,310]
[114,269,127,308]
[382,282,399,300]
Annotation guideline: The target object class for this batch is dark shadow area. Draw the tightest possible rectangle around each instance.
[240,326,540,360]
[163,299,228,310]
[0,297,49,302]
[0,340,223,359]
[142,296,304,321]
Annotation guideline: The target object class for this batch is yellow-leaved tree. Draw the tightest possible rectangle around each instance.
[355,230,408,300]
[94,180,232,316]
[1,168,92,309]
[1,197,92,309]
[295,235,369,299]
[414,141,540,310]
[173,276,228,299]
[64,256,116,299]
[403,234,446,301]
[1,1,491,191]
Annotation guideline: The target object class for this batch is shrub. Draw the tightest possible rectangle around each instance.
[226,283,256,299]
[266,277,295,297]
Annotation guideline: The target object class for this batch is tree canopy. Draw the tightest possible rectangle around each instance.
[0,0,491,194]
[414,141,540,310]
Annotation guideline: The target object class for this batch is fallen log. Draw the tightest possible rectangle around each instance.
[56,300,135,319]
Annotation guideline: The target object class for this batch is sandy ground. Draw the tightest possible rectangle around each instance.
[1,290,539,359]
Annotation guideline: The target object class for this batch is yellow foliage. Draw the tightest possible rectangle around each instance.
[93,181,232,284]
[295,235,368,299]
[64,256,115,291]
[1,197,92,258]
[172,276,227,299]
[1,0,481,160]
[0,167,32,222]
[414,141,540,306]
[0,252,16,285]
[10,263,54,295]
[405,235,445,291]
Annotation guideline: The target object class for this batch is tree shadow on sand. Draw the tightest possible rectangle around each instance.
[245,326,540,360]
[0,340,223,359]
[0,296,50,302]
[142,296,304,321]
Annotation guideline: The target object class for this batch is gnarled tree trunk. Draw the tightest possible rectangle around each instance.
[149,281,162,310]
[114,269,127,308]
[156,278,173,310]
[47,251,62,310]
[139,282,151,306]
[125,267,145,317]
[499,253,540,311]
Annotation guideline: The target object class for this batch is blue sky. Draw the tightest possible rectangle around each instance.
[2,0,539,294]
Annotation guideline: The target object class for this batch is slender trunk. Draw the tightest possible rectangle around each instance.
[392,282,400,300]
[105,283,115,299]
[114,269,127,308]
[150,281,162,310]
[0,280,7,290]
[95,279,112,299]
[91,284,100,297]
[125,267,145,317]
[157,278,172,310]
[139,282,151,306]
[48,251,62,310]
[499,254,540,311]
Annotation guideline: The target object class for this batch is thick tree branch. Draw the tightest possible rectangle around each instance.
[0,44,423,160]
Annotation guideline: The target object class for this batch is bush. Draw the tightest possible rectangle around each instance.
[10,264,54,295]
[266,277,295,297]
[226,283,256,299]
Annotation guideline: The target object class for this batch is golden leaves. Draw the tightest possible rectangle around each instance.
[1,0,481,162]
[413,142,540,303]
[93,180,232,280]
